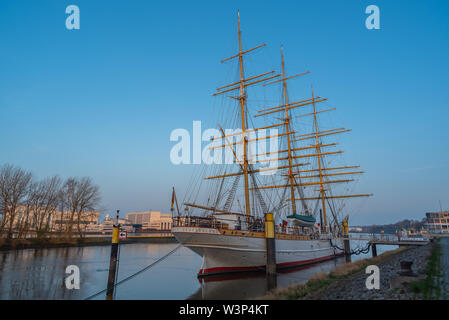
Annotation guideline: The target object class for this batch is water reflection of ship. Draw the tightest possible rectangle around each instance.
[187,256,345,300]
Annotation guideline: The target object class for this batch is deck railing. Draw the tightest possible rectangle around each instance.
[172,215,328,238]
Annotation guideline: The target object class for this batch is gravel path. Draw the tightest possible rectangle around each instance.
[303,244,432,300]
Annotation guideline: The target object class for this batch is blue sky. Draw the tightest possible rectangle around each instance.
[1,0,448,225]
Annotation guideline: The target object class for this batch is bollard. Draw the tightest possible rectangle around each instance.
[106,210,120,300]
[343,220,351,262]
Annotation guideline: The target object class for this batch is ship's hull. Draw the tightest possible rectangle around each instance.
[172,226,345,277]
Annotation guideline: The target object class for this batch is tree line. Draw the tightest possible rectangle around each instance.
[0,164,101,239]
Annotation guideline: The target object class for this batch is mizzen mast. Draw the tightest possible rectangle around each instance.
[289,88,373,230]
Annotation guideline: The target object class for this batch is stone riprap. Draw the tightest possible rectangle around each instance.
[304,244,432,300]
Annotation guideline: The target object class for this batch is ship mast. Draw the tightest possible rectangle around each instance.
[290,88,373,230]
[236,11,251,217]
[251,51,372,229]
[186,13,372,225]
[311,86,328,228]
[196,12,282,217]
[280,47,299,216]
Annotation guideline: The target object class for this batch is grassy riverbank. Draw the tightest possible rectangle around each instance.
[261,246,410,299]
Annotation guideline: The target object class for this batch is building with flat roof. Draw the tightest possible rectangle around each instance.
[424,211,449,234]
[125,211,172,231]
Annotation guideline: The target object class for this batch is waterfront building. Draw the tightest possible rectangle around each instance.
[1,205,99,237]
[125,211,172,231]
[424,211,449,234]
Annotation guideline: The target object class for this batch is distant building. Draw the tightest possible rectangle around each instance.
[85,214,134,234]
[125,211,172,231]
[2,205,99,236]
[424,211,449,234]
[51,210,99,232]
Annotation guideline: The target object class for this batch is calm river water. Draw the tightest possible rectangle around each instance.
[0,236,396,300]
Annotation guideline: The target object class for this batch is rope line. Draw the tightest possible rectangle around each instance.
[84,243,183,300]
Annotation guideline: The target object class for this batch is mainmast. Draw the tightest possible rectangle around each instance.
[280,47,299,216]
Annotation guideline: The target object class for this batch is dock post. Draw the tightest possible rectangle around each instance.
[343,220,351,262]
[372,243,377,257]
[319,209,323,232]
[264,213,277,290]
[106,210,120,300]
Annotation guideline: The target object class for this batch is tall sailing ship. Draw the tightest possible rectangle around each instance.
[171,12,371,277]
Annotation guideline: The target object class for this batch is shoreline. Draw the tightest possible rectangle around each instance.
[0,236,178,251]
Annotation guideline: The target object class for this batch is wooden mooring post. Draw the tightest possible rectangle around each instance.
[265,213,277,290]
[371,243,377,257]
[343,220,351,262]
[106,210,120,300]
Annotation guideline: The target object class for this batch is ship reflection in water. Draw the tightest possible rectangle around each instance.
[0,239,395,300]
[188,257,345,300]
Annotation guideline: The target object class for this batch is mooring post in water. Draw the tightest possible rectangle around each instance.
[372,243,377,257]
[106,210,120,300]
[319,209,323,232]
[264,212,277,290]
[343,219,351,262]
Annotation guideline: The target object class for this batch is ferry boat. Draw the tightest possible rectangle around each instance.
[171,12,371,277]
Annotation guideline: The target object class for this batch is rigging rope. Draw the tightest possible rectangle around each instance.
[84,243,183,300]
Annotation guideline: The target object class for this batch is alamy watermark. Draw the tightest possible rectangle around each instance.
[169,121,279,175]
[365,265,380,289]
[65,5,80,30]
[65,265,80,289]
[365,5,380,30]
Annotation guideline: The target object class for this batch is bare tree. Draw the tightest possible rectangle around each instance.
[17,176,62,239]
[60,177,100,238]
[0,164,33,238]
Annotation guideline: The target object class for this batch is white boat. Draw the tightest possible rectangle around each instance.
[171,12,371,277]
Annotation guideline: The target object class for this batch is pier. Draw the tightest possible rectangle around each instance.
[347,234,430,257]
[348,233,429,245]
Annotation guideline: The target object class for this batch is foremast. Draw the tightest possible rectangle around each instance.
[194,11,282,217]
[236,11,251,217]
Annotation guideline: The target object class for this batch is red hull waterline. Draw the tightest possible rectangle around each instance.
[197,252,345,277]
